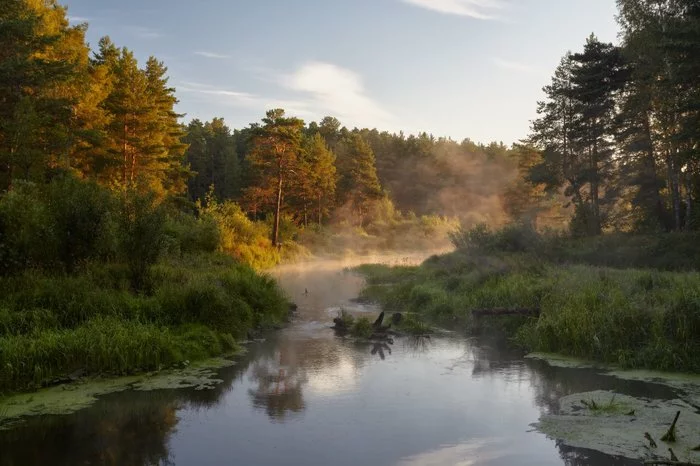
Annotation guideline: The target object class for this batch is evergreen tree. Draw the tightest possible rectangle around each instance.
[244,109,304,246]
[337,133,383,226]
[0,0,77,189]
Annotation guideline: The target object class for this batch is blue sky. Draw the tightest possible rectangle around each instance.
[63,0,619,145]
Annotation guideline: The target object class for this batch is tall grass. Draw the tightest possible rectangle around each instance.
[358,249,700,372]
[0,254,289,392]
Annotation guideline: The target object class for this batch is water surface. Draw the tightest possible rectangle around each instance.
[0,255,676,465]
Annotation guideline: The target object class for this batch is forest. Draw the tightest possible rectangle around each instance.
[0,0,699,393]
[359,0,700,373]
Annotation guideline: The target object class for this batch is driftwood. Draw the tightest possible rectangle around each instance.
[373,312,385,328]
[661,411,681,442]
[645,432,658,448]
[471,308,541,317]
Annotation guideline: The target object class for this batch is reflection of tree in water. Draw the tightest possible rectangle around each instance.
[248,360,308,421]
[370,338,393,360]
[0,391,179,466]
[403,336,433,356]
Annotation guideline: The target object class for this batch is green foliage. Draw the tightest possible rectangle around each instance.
[358,246,700,373]
[117,191,167,290]
[398,315,433,336]
[450,223,543,254]
[0,253,289,393]
[350,317,374,339]
[163,212,220,256]
[198,196,283,269]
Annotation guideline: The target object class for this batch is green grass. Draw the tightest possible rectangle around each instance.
[0,253,289,393]
[580,394,624,414]
[397,314,433,336]
[350,317,374,339]
[357,248,700,373]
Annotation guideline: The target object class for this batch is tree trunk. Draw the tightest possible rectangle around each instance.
[684,167,693,230]
[272,162,283,247]
[123,121,129,186]
[318,194,323,227]
[642,111,665,229]
[590,144,601,235]
[667,151,682,231]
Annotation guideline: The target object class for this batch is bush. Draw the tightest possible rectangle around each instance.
[164,212,220,256]
[350,317,374,339]
[450,223,542,254]
[118,191,168,290]
[45,177,116,271]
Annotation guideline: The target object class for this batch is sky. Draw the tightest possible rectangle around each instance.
[62,0,620,145]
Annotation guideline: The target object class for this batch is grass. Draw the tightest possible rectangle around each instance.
[357,240,700,372]
[0,253,289,393]
[397,314,433,336]
[580,394,624,414]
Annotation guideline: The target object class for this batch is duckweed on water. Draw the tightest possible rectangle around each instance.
[0,358,236,430]
[535,390,700,463]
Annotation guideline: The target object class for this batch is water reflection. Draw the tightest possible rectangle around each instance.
[0,256,683,466]
[248,358,307,422]
[370,340,393,360]
[0,391,179,466]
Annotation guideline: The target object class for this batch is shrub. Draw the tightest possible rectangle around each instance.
[117,191,167,290]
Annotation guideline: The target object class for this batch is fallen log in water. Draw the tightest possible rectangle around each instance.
[471,308,541,318]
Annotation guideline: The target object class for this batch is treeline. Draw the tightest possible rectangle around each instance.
[184,114,534,246]
[1,1,522,257]
[525,0,700,236]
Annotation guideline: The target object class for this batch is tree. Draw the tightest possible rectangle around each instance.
[617,0,700,230]
[184,118,241,202]
[0,0,78,189]
[298,133,336,226]
[245,109,304,246]
[530,37,625,236]
[96,42,187,197]
[336,133,383,226]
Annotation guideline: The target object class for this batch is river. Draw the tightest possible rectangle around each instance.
[0,254,679,465]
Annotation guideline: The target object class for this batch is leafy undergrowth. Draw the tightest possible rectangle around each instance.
[0,253,289,393]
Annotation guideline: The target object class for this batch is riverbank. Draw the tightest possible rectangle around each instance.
[357,226,700,373]
[0,252,289,394]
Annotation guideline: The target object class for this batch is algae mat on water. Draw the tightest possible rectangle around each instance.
[0,358,236,430]
[534,390,700,463]
[528,353,700,463]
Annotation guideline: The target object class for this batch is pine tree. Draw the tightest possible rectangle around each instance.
[0,0,77,189]
[244,109,304,246]
[337,133,382,226]
[295,133,336,226]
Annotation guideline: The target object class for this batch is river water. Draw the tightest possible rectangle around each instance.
[0,255,678,466]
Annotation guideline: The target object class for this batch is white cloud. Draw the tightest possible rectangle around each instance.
[178,82,256,103]
[177,82,312,117]
[194,51,231,59]
[492,58,543,75]
[284,62,394,128]
[67,15,90,23]
[401,0,506,20]
[126,26,163,39]
[177,62,394,128]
